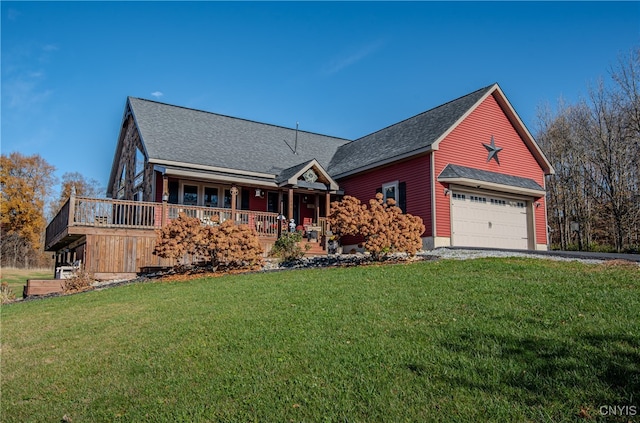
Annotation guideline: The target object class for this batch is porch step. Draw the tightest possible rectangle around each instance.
[300,240,326,257]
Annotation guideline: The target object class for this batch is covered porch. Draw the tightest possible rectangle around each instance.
[152,158,339,233]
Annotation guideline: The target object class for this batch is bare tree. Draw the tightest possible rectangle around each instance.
[537,101,597,250]
[610,47,640,248]
[51,171,103,217]
[537,47,640,252]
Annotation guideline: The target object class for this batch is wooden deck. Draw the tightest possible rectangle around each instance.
[45,195,327,280]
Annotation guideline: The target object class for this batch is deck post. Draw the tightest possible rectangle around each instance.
[68,187,76,227]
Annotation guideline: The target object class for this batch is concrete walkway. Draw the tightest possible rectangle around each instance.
[449,246,640,263]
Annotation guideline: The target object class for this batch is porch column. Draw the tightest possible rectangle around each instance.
[314,193,320,223]
[325,191,331,227]
[161,175,168,227]
[325,191,331,251]
[288,188,294,222]
[230,186,238,223]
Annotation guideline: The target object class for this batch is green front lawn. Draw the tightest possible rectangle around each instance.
[1,258,638,422]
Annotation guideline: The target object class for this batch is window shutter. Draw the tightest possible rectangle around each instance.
[398,182,406,213]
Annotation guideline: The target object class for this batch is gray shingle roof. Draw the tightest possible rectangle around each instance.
[128,97,350,176]
[327,84,495,177]
[438,164,544,192]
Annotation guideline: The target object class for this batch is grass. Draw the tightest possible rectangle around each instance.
[0,267,53,299]
[1,258,638,422]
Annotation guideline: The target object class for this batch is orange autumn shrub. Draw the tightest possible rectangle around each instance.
[204,220,264,269]
[328,193,425,258]
[154,213,263,270]
[154,213,211,263]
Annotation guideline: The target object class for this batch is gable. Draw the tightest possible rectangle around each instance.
[435,92,549,184]
[275,159,339,191]
[431,85,552,175]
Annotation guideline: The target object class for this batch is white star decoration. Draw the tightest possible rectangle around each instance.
[483,136,503,165]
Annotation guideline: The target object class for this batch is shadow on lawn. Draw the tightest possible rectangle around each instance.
[435,329,639,409]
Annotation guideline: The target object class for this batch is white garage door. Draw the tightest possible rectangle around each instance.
[451,191,529,249]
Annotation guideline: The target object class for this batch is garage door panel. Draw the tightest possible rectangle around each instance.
[451,191,528,249]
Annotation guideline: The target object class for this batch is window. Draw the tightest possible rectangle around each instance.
[117,165,126,199]
[179,183,240,208]
[134,147,145,188]
[470,195,487,203]
[267,192,279,213]
[183,185,198,205]
[204,187,219,207]
[453,193,466,200]
[382,181,398,203]
[490,198,506,206]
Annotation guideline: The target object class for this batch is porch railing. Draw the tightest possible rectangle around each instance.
[166,204,282,237]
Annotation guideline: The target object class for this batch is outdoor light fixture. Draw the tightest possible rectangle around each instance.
[255,188,264,198]
[535,202,541,208]
[162,192,169,202]
[444,188,451,196]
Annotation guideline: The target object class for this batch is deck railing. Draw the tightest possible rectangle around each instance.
[45,196,295,248]
[45,197,72,248]
[74,197,159,228]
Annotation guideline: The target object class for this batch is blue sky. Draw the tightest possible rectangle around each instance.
[2,1,638,194]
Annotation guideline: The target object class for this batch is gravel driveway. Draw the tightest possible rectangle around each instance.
[418,247,638,265]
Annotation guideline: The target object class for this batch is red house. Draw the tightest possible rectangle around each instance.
[45,83,553,279]
[330,83,554,251]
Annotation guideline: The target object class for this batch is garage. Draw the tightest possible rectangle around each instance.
[451,191,530,249]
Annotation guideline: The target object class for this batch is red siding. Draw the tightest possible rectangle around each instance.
[434,93,547,245]
[337,154,433,237]
[249,193,267,211]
